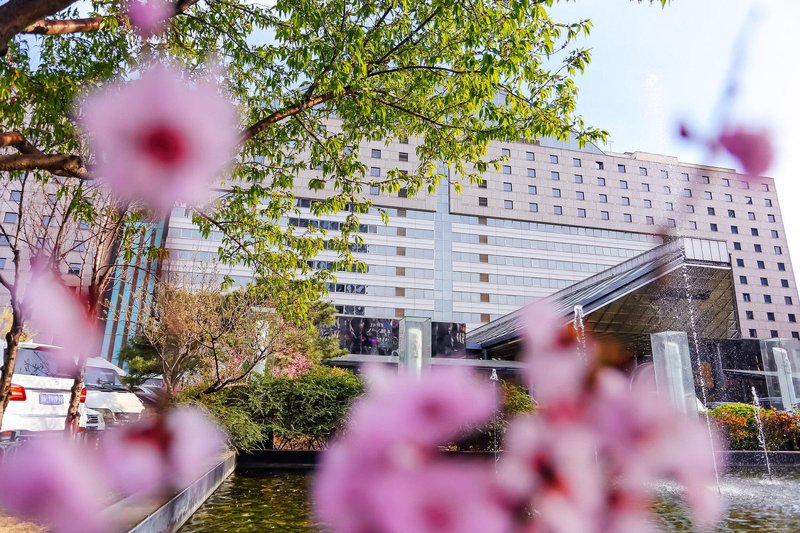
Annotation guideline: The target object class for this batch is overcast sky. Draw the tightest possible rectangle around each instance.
[549,0,800,286]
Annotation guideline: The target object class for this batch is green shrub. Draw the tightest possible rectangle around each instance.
[708,402,800,451]
[189,387,266,452]
[453,381,535,452]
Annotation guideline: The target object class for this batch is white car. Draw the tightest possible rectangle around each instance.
[0,342,89,436]
[83,357,145,426]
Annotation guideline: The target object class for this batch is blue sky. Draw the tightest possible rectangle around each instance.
[549,0,800,286]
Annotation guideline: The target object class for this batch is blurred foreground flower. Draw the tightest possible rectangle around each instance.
[716,126,774,178]
[24,263,99,359]
[314,304,723,532]
[0,407,226,532]
[0,437,107,533]
[79,64,239,215]
[127,0,174,36]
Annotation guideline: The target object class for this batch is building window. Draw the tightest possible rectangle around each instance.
[760,277,769,286]
[504,200,513,209]
[599,194,608,203]
[745,196,753,205]
[733,242,741,250]
[728,209,736,218]
[528,185,537,195]
[551,171,560,180]
[755,244,762,253]
[623,213,632,223]
[577,208,587,218]
[643,199,652,208]
[778,262,786,271]
[764,295,772,304]
[749,329,758,338]
[601,211,609,220]
[665,202,673,211]
[553,205,562,215]
[765,198,773,207]
[739,276,748,284]
[786,296,794,305]
[768,214,776,223]
[501,148,511,157]
[527,168,536,178]
[642,183,650,192]
[748,212,756,220]
[767,312,776,322]
[762,183,770,192]
[745,311,754,320]
[398,188,408,198]
[370,167,381,177]
[621,197,630,206]
[552,188,561,198]
[708,207,715,215]
[596,161,604,170]
[478,179,487,189]
[597,177,606,186]
[503,182,512,192]
[751,228,759,236]
[9,191,21,202]
[639,167,648,176]
[399,152,409,162]
[790,314,797,323]
[682,189,692,197]
[668,218,676,227]
[478,197,488,207]
[757,260,765,269]
[576,191,585,200]
[686,205,695,213]
[68,263,81,276]
[702,175,710,184]
[743,293,751,302]
[619,180,628,189]
[736,258,744,267]
[526,151,535,161]
[618,164,626,173]
[664,186,671,194]
[529,203,538,212]
[704,191,713,200]
[775,246,783,255]
[661,170,668,178]
[731,226,738,234]
[574,174,583,183]
[573,158,581,167]
[369,185,380,195]
[740,181,750,189]
[771,230,779,238]
[689,221,697,229]
[725,194,733,202]
[549,155,559,164]
[502,165,511,174]
[371,148,381,158]
[646,216,654,225]
[3,212,18,224]
[781,279,790,288]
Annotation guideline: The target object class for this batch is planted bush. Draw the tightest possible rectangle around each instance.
[709,403,800,451]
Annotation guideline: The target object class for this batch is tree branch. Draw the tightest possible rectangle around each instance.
[0,0,78,54]
[0,153,87,178]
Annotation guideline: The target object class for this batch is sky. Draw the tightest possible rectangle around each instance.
[548,0,800,286]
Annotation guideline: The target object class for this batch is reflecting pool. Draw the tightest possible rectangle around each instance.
[182,469,800,532]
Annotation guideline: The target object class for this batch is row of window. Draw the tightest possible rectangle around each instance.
[452,271,572,289]
[452,232,641,258]
[451,252,608,273]
[735,259,787,271]
[742,293,793,305]
[738,276,791,288]
[491,150,771,191]
[743,310,796,323]
[368,148,410,162]
[0,257,80,275]
[748,330,800,340]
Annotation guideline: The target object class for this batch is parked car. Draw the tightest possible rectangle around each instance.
[0,342,89,436]
[83,357,145,426]
[134,376,165,408]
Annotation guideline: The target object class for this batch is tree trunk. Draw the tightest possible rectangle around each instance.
[0,326,22,429]
[64,357,85,432]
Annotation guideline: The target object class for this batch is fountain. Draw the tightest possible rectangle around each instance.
[398,317,431,378]
[751,386,773,481]
[573,305,587,360]
[490,368,500,468]
[650,331,697,415]
[760,339,800,412]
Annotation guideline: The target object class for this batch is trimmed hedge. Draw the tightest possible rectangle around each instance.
[709,403,800,451]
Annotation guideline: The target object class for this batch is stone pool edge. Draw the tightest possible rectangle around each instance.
[104,450,236,533]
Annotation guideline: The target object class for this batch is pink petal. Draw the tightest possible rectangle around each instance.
[127,0,174,36]
[717,126,774,178]
[0,437,107,533]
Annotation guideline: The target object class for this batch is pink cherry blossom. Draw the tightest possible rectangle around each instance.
[0,436,108,533]
[127,0,174,36]
[24,262,99,359]
[716,126,774,178]
[79,64,240,215]
[101,406,226,495]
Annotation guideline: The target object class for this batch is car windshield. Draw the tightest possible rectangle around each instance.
[12,348,78,378]
[84,367,127,390]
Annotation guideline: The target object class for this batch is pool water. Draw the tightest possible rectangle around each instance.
[182,469,800,532]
